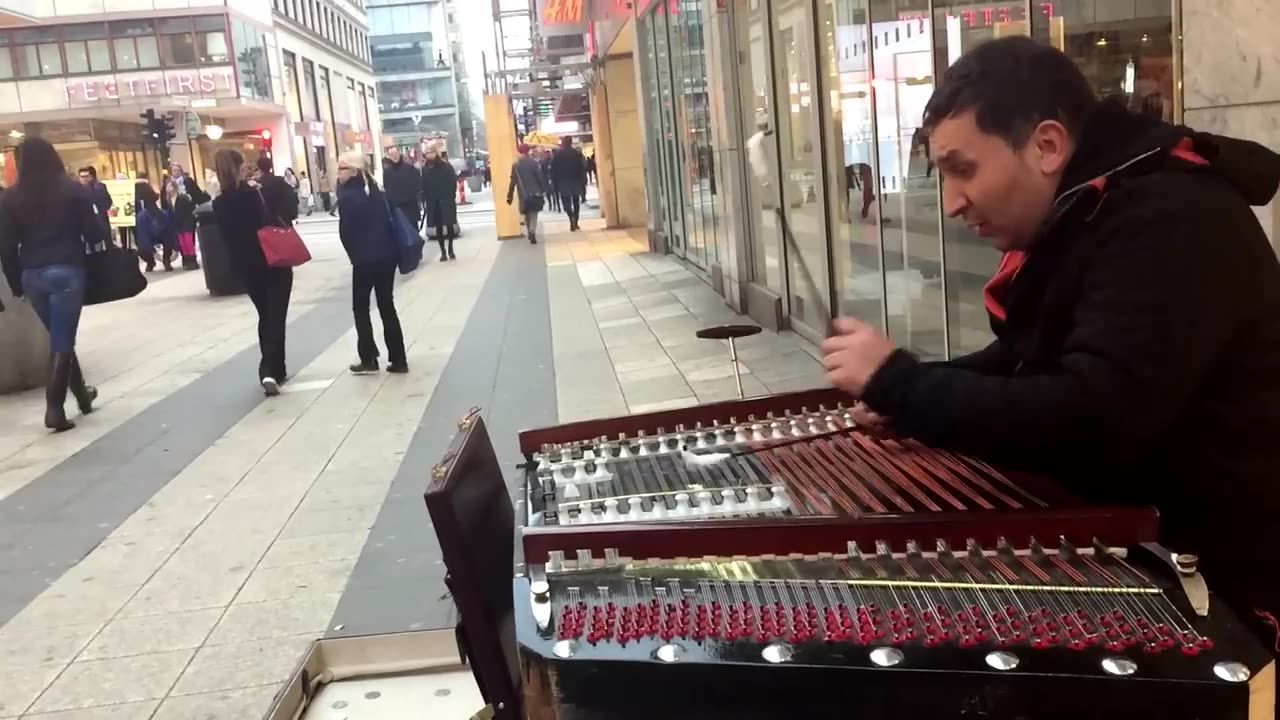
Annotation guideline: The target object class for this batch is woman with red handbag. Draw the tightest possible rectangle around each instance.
[211,149,297,397]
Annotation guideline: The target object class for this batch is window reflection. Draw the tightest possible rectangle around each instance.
[772,0,831,338]
[737,0,784,294]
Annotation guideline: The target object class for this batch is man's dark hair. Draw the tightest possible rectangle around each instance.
[79,166,97,179]
[923,37,1098,147]
[256,155,274,174]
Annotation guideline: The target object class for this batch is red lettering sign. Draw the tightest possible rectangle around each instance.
[63,68,235,104]
[542,0,583,25]
[899,2,1053,28]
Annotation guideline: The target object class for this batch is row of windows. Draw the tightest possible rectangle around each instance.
[273,0,371,65]
[0,17,230,80]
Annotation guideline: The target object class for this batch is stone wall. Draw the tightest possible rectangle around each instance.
[1182,0,1280,246]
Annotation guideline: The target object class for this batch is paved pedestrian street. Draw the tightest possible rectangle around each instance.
[0,214,826,718]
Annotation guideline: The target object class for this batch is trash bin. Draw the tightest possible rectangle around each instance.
[196,204,247,296]
[467,175,482,193]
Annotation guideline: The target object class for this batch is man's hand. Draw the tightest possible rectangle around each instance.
[820,316,896,397]
[850,402,893,437]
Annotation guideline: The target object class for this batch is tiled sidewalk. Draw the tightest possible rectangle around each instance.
[546,217,827,421]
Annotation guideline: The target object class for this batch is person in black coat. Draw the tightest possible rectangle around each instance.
[337,151,407,375]
[540,151,559,212]
[164,162,210,270]
[255,156,299,227]
[550,137,588,231]
[381,146,422,229]
[821,38,1280,680]
[211,149,293,397]
[421,146,458,262]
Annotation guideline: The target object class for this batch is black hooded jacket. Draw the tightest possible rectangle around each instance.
[862,102,1280,607]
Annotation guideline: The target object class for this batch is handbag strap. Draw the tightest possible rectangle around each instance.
[255,186,288,228]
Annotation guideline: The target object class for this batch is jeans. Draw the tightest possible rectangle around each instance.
[22,265,85,353]
[352,261,406,365]
[246,268,293,381]
[560,192,581,224]
[524,211,540,238]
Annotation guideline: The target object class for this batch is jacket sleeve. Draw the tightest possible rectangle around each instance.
[922,339,1010,374]
[860,182,1249,466]
[0,204,20,296]
[187,176,210,205]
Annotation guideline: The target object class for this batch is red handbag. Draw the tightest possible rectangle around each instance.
[256,189,311,268]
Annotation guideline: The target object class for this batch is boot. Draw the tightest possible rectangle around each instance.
[529,231,537,245]
[45,353,75,432]
[162,248,174,272]
[69,353,97,415]
[438,239,449,262]
[447,238,456,260]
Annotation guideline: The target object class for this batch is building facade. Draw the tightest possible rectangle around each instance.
[369,0,469,158]
[624,0,1279,362]
[0,0,380,189]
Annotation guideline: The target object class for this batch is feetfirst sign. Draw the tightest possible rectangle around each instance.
[63,67,237,105]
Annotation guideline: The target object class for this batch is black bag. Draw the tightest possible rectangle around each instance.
[520,194,545,214]
[84,244,147,306]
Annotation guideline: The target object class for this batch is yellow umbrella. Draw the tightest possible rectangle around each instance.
[523,130,560,147]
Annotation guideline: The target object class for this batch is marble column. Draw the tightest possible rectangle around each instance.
[1181,0,1280,246]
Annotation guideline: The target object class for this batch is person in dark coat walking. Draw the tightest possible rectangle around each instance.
[540,151,559,212]
[550,137,588,230]
[421,145,458,262]
[211,149,293,397]
[164,162,210,270]
[254,156,299,227]
[381,146,422,229]
[507,143,548,244]
[821,38,1280,688]
[336,151,408,376]
[2,139,101,431]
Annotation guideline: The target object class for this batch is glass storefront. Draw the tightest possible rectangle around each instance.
[638,0,1176,356]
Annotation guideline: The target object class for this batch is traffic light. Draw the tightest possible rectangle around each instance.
[140,109,175,164]
[259,129,273,159]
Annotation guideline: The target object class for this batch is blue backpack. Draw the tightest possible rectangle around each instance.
[382,192,424,274]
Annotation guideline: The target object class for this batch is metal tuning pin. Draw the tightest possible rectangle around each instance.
[695,490,714,515]
[743,486,762,511]
[589,461,610,481]
[769,422,786,440]
[674,493,692,516]
[966,538,983,560]
[720,488,738,513]
[602,499,621,522]
[935,539,952,557]
[906,540,922,558]
[789,419,805,437]
[637,430,651,456]
[769,484,789,511]
[1058,536,1077,558]
[996,536,1013,555]
[848,541,864,562]
[874,540,892,561]
[1028,537,1045,558]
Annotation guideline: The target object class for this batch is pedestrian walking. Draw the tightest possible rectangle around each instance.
[421,145,458,262]
[336,151,408,376]
[506,143,548,245]
[254,156,299,227]
[550,137,588,231]
[164,163,210,270]
[211,149,294,397]
[298,171,315,215]
[0,138,100,431]
[381,146,423,230]
[135,182,176,272]
[585,153,597,185]
[541,150,560,212]
[319,172,336,216]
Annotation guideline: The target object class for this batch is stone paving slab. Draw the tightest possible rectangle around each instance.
[546,222,826,420]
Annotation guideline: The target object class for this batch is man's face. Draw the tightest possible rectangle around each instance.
[78,171,91,185]
[929,110,1071,252]
[387,147,401,163]
[170,164,183,179]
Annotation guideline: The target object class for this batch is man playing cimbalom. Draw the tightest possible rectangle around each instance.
[821,37,1280,679]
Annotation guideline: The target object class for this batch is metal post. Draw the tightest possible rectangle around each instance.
[729,337,744,399]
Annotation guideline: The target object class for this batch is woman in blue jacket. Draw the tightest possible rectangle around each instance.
[135,183,176,272]
[336,151,407,375]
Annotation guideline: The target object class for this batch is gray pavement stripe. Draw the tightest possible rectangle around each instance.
[0,260,428,627]
[327,237,558,637]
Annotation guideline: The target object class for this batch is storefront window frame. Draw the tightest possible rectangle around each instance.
[0,15,240,79]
